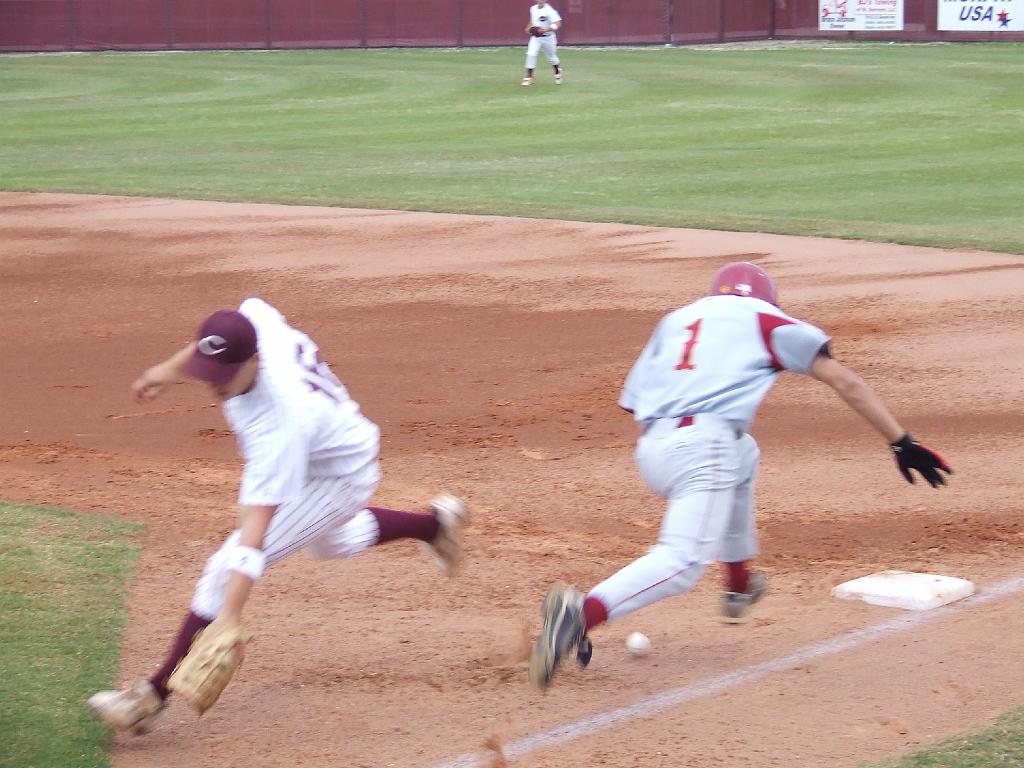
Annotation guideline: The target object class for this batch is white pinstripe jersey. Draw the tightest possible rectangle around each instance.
[223,298,379,507]
[620,295,830,433]
[530,3,561,29]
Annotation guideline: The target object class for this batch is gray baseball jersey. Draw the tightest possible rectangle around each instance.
[619,295,830,433]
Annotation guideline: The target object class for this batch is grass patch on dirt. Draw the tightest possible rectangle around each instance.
[0,502,143,768]
[0,43,1022,252]
[867,709,1024,768]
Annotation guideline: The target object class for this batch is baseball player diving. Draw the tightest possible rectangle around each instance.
[522,1,563,86]
[529,262,952,689]
[88,297,467,734]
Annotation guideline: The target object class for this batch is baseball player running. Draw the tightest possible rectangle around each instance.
[522,1,563,86]
[88,297,467,734]
[529,262,951,689]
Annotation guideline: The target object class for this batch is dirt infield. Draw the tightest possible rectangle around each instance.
[3,191,1023,768]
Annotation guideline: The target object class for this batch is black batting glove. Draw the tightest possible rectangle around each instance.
[890,433,952,488]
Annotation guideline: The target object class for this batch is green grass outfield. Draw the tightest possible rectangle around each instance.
[865,708,1024,768]
[1,42,1023,252]
[0,503,142,768]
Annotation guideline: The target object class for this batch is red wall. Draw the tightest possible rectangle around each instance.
[565,0,669,44]
[725,0,772,40]
[672,0,723,43]
[169,0,267,49]
[1,1,69,51]
[268,0,362,49]
[74,0,167,50]
[1,0,1022,52]
[361,0,459,47]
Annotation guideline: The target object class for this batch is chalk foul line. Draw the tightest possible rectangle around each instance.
[423,574,1024,768]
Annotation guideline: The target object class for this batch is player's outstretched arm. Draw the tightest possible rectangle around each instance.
[131,342,196,403]
[811,354,951,487]
[810,354,903,441]
[217,504,276,624]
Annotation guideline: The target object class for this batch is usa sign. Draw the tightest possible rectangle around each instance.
[938,0,1024,29]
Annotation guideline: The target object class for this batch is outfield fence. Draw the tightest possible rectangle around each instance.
[1,0,1022,52]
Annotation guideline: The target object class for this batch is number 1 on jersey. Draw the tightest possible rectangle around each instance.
[675,319,703,371]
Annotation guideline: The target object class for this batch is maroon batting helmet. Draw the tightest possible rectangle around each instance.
[709,262,778,305]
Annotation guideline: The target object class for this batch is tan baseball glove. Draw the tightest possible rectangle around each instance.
[529,26,546,36]
[168,621,252,715]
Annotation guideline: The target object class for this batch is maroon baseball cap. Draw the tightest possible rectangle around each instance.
[182,310,258,385]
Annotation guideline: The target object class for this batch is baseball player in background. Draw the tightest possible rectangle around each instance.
[522,1,563,86]
[88,297,467,734]
[529,262,952,689]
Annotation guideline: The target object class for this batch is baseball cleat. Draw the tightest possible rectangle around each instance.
[420,493,467,576]
[87,680,165,736]
[521,77,533,86]
[721,570,769,624]
[576,634,593,668]
[529,583,585,690]
[554,73,563,84]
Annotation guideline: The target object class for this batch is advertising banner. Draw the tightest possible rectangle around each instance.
[820,0,904,30]
[938,0,1024,30]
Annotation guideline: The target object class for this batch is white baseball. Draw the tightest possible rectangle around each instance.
[626,631,651,656]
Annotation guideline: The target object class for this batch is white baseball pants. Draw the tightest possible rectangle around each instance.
[192,462,381,620]
[526,33,559,68]
[588,414,760,622]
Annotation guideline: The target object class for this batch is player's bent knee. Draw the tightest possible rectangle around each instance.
[739,434,760,464]
[306,509,379,560]
[666,569,702,595]
[650,545,706,594]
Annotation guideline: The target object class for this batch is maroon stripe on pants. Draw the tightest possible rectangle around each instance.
[608,436,723,614]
